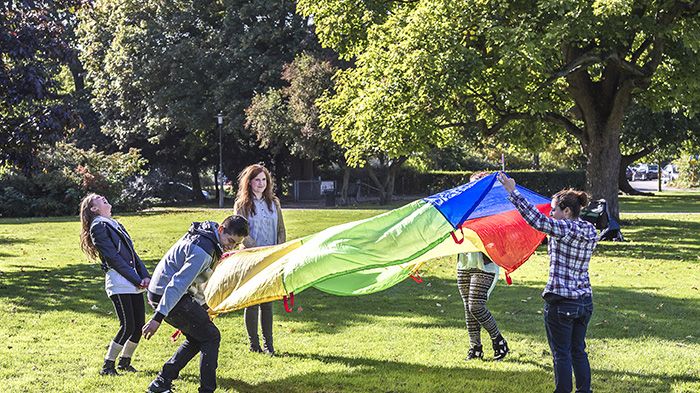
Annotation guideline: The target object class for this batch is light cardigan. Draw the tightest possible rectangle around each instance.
[234,197,286,248]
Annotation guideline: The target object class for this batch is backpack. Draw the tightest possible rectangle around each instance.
[580,199,610,230]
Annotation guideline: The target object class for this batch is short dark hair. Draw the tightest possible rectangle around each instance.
[221,215,249,237]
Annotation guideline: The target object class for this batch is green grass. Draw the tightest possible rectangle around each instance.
[1,206,699,392]
[620,191,700,213]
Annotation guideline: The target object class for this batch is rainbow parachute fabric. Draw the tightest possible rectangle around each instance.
[204,173,551,315]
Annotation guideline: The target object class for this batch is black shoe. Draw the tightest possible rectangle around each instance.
[147,375,173,393]
[492,335,509,361]
[263,343,275,356]
[466,345,483,360]
[249,344,263,353]
[99,359,119,376]
[117,357,138,372]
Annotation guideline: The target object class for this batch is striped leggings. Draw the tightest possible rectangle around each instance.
[457,268,500,347]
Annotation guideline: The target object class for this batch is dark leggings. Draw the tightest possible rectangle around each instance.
[244,302,273,350]
[109,293,145,345]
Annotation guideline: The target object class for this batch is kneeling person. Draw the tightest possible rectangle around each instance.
[142,215,249,393]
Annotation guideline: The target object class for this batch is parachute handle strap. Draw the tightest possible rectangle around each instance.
[409,271,423,284]
[283,292,295,313]
[451,227,465,244]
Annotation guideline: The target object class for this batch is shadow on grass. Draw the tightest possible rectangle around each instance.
[215,272,699,344]
[0,259,157,314]
[214,352,697,393]
[2,257,697,343]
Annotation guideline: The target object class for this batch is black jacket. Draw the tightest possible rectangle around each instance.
[90,219,150,286]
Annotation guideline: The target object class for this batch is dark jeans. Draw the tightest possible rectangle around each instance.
[149,292,220,393]
[543,294,593,393]
[244,302,273,351]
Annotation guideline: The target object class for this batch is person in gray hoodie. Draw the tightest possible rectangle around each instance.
[142,215,249,393]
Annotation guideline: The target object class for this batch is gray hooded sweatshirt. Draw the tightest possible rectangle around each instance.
[148,221,222,322]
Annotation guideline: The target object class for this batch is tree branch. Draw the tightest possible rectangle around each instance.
[543,112,584,140]
[622,146,655,164]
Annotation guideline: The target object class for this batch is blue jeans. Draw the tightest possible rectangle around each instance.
[543,295,593,393]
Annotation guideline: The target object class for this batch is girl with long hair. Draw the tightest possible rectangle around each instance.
[79,194,150,375]
[233,164,286,355]
[498,173,597,393]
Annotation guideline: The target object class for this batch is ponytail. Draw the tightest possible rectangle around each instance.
[553,189,590,218]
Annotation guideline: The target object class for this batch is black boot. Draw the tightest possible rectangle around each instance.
[466,345,484,360]
[492,335,509,361]
[117,357,138,372]
[99,359,119,376]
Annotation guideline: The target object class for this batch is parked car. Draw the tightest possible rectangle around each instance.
[646,164,659,180]
[631,164,648,181]
[625,166,634,181]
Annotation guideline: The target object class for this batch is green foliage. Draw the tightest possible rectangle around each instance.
[299,0,700,218]
[319,167,585,197]
[0,143,147,217]
[246,53,342,165]
[672,148,700,188]
[78,0,313,177]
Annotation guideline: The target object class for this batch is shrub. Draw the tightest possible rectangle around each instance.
[0,143,148,217]
[672,153,700,188]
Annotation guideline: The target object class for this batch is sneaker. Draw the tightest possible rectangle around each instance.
[263,343,275,356]
[99,359,119,376]
[147,375,173,393]
[117,357,138,373]
[465,345,483,360]
[492,335,509,361]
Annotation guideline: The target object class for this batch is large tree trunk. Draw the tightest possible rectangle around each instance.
[190,162,205,202]
[584,128,622,219]
[340,165,351,205]
[566,55,637,221]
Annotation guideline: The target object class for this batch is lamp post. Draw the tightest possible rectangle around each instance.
[216,113,224,208]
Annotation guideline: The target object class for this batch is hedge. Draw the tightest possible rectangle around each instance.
[317,168,586,198]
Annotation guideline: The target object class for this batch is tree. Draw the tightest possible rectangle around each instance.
[619,102,700,194]
[246,52,360,202]
[78,0,312,198]
[1,0,86,173]
[298,0,700,218]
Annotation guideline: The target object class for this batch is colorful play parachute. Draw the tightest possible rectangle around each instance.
[204,173,551,315]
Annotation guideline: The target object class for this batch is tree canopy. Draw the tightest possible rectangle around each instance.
[1,0,85,172]
[78,0,313,193]
[298,0,700,217]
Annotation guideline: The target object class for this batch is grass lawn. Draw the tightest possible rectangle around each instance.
[1,205,699,392]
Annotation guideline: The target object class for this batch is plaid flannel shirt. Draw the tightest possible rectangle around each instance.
[508,189,597,299]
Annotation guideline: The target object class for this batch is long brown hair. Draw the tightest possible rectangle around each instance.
[233,164,277,217]
[553,189,590,218]
[79,193,101,260]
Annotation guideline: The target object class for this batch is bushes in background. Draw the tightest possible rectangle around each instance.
[0,143,147,217]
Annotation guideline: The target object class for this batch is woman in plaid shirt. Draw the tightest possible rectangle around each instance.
[498,172,597,393]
